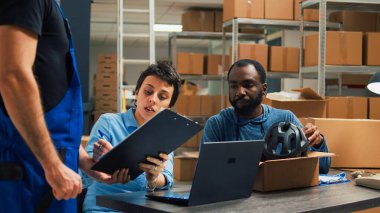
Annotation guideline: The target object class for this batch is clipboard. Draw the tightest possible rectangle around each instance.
[91,109,203,180]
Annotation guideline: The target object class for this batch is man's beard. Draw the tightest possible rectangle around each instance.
[230,90,263,116]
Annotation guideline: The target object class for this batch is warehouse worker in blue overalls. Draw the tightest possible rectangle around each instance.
[0,0,128,212]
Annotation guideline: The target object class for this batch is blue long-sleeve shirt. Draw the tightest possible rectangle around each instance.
[82,108,174,213]
[201,105,331,174]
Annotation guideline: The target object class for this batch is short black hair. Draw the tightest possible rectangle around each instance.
[135,61,181,107]
[227,59,266,84]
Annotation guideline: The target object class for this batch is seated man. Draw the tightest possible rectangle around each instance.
[201,59,330,174]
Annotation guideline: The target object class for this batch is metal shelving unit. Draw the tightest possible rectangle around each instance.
[117,0,155,112]
[299,0,380,97]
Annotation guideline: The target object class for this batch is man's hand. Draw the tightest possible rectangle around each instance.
[44,162,82,200]
[303,123,323,148]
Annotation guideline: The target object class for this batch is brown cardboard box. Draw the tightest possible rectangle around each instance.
[377,13,380,31]
[253,152,332,192]
[182,132,202,148]
[304,31,363,66]
[206,54,229,75]
[364,32,380,66]
[97,53,117,64]
[81,135,90,148]
[95,90,117,100]
[174,152,199,181]
[214,11,223,32]
[269,46,299,73]
[327,97,368,119]
[175,95,201,116]
[294,0,319,21]
[96,63,117,73]
[329,11,377,32]
[369,97,380,119]
[265,0,294,20]
[300,118,380,168]
[233,43,268,71]
[201,96,222,117]
[182,11,214,32]
[95,99,118,111]
[176,52,204,75]
[341,74,372,86]
[223,0,264,22]
[264,88,326,118]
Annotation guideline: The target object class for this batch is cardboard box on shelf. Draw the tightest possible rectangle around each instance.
[223,0,264,22]
[341,74,372,86]
[304,31,363,66]
[294,0,319,21]
[175,95,201,116]
[300,118,380,168]
[214,11,223,32]
[174,151,199,181]
[201,96,222,117]
[377,13,380,31]
[326,97,368,119]
[329,11,377,33]
[269,46,299,73]
[94,90,117,100]
[182,11,214,32]
[265,0,294,20]
[253,152,332,192]
[97,53,117,64]
[363,32,380,66]
[263,88,327,118]
[176,52,204,75]
[206,54,230,75]
[369,97,380,119]
[232,43,268,71]
[181,132,202,148]
[95,99,118,111]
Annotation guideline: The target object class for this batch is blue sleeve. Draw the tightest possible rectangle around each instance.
[288,111,331,174]
[157,152,174,190]
[201,116,222,144]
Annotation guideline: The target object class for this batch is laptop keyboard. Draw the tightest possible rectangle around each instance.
[165,191,190,200]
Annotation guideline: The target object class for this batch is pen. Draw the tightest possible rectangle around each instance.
[98,130,106,140]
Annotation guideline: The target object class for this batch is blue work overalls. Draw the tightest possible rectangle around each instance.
[0,1,83,212]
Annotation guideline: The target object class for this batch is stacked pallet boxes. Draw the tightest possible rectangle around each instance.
[93,53,118,122]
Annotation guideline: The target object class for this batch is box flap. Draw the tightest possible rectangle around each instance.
[292,88,323,100]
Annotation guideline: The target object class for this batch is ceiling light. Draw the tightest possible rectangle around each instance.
[154,24,182,32]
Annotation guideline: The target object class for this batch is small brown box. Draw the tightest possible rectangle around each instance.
[305,31,363,66]
[97,53,117,64]
[233,43,268,71]
[329,11,377,32]
[253,153,329,192]
[223,0,264,22]
[369,97,380,120]
[206,54,229,75]
[363,32,380,66]
[174,153,198,181]
[176,52,204,75]
[269,46,299,73]
[265,0,294,20]
[214,11,223,32]
[326,97,368,119]
[182,11,214,32]
[294,0,319,21]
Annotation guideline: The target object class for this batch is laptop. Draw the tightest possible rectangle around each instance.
[146,140,264,206]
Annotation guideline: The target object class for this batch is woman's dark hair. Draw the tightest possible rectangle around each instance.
[227,59,266,84]
[135,61,181,107]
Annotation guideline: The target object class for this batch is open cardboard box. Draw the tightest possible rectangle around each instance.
[264,88,327,118]
[253,151,333,192]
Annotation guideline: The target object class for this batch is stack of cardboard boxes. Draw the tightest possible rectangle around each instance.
[93,53,118,122]
[176,52,230,75]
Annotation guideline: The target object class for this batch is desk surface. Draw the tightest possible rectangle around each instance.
[97,172,380,213]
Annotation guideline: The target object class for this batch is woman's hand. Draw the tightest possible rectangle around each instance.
[93,139,112,162]
[139,153,169,188]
